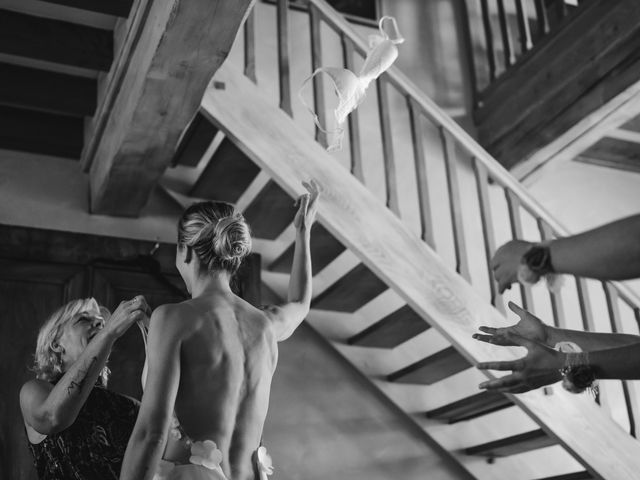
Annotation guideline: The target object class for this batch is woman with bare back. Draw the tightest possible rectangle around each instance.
[120,181,320,480]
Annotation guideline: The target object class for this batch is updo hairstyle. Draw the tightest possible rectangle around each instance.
[177,201,252,274]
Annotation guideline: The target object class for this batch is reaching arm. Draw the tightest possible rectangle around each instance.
[20,297,148,434]
[266,181,319,341]
[474,302,640,352]
[120,305,182,480]
[491,214,640,292]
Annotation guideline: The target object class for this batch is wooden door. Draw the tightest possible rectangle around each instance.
[0,225,260,480]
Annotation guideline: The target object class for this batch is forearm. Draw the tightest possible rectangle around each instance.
[575,343,640,380]
[120,428,167,480]
[42,331,115,429]
[288,229,312,307]
[549,214,640,280]
[546,326,640,351]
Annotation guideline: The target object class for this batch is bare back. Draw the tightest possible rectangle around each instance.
[165,292,278,480]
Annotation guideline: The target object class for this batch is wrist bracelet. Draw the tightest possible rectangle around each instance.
[517,244,562,290]
[559,351,598,395]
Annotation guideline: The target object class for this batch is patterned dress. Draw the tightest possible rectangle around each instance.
[28,385,139,480]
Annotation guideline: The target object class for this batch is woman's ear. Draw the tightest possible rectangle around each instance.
[51,342,64,354]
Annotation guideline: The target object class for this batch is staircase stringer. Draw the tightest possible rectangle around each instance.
[201,62,640,480]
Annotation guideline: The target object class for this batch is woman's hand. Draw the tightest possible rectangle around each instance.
[103,295,151,340]
[491,240,535,293]
[477,332,564,393]
[293,180,320,233]
[473,302,550,346]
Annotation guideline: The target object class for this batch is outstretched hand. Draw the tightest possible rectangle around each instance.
[103,295,151,339]
[490,240,535,293]
[473,301,550,347]
[477,332,564,393]
[293,180,320,232]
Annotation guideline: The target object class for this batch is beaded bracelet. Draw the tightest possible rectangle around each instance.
[560,351,598,395]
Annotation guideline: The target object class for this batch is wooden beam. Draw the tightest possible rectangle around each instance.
[0,9,113,71]
[86,0,255,216]
[575,137,640,173]
[0,105,83,158]
[347,305,430,348]
[39,0,133,17]
[243,180,295,240]
[606,127,640,144]
[172,112,219,167]
[426,391,513,424]
[202,64,640,478]
[311,264,388,313]
[387,347,470,385]
[0,62,96,116]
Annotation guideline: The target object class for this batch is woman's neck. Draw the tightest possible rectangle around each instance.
[190,271,233,298]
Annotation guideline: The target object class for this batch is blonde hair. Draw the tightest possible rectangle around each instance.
[33,298,110,386]
[177,201,252,274]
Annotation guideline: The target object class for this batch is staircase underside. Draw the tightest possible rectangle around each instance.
[197,62,640,479]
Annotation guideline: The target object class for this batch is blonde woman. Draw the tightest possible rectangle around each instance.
[121,181,319,480]
[20,296,150,480]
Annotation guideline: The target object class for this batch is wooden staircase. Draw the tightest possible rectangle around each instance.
[157,1,640,478]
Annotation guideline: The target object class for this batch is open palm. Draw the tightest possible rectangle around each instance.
[473,302,549,346]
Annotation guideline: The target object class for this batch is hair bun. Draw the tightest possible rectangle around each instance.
[213,213,251,262]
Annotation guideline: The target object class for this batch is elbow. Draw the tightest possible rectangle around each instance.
[131,425,167,448]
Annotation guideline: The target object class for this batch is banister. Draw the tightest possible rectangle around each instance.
[307,0,640,309]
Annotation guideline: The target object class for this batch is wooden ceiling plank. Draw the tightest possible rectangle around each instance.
[242,180,296,240]
[387,346,470,385]
[347,304,430,348]
[86,0,255,216]
[0,62,96,116]
[0,9,113,71]
[0,104,83,158]
[464,429,554,457]
[172,112,219,167]
[39,0,133,18]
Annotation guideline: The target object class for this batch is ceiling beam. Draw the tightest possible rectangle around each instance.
[606,127,640,144]
[0,9,113,71]
[85,0,255,216]
[0,105,83,158]
[39,0,134,18]
[0,62,96,116]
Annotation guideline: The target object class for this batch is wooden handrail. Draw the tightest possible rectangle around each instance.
[306,0,640,309]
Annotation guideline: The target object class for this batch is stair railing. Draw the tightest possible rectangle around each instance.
[238,0,640,438]
[460,0,593,105]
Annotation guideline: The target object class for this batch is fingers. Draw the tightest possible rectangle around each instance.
[478,326,497,334]
[472,333,515,347]
[477,359,522,371]
[508,301,526,318]
[479,373,521,391]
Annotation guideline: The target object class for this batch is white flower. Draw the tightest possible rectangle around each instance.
[257,446,274,476]
[189,440,223,470]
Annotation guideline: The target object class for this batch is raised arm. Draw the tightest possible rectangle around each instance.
[491,214,640,293]
[120,305,182,480]
[266,180,320,341]
[20,297,148,435]
[474,302,640,352]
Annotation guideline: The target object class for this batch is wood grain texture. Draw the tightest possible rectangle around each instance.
[475,0,640,169]
[347,304,430,348]
[190,136,261,202]
[0,9,113,71]
[201,63,640,478]
[311,263,388,313]
[387,346,470,385]
[0,62,96,116]
[87,0,255,216]
[0,104,83,158]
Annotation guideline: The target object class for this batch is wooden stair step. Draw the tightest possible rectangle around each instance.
[465,429,555,457]
[311,263,388,313]
[347,305,430,348]
[534,472,592,480]
[0,105,83,158]
[40,0,134,17]
[388,346,470,385]
[0,9,113,71]
[0,63,96,117]
[268,222,345,273]
[190,136,260,203]
[425,391,513,424]
[243,180,295,240]
[172,112,218,167]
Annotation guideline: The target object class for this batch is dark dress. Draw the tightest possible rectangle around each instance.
[28,385,139,480]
